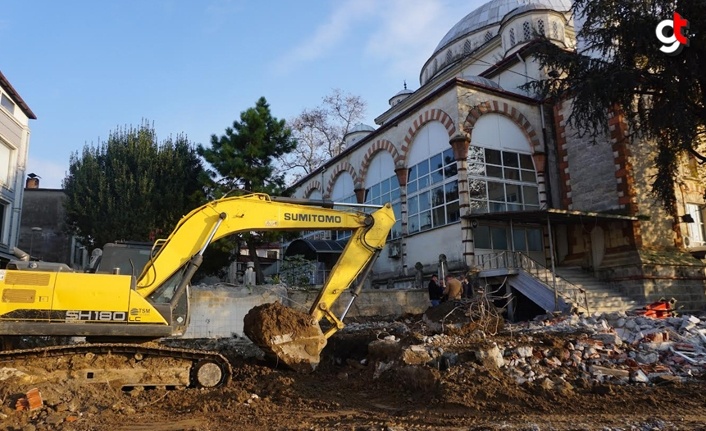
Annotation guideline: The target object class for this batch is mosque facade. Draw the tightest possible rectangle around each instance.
[289,0,706,312]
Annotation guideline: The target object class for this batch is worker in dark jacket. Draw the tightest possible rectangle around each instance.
[427,274,443,307]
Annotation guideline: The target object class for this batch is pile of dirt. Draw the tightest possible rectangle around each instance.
[4,310,706,430]
[243,302,326,373]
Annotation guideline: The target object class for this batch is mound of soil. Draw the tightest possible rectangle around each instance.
[4,313,706,430]
[243,302,326,373]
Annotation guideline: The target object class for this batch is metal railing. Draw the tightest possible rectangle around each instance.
[470,251,589,314]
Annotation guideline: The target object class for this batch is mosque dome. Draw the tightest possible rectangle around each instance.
[433,0,573,56]
[460,74,503,90]
[348,123,375,133]
[343,123,375,147]
[389,82,414,107]
[418,0,573,86]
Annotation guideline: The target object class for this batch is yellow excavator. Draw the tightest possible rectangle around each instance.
[0,193,395,388]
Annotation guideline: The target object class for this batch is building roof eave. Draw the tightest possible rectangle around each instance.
[0,70,37,120]
[462,208,639,224]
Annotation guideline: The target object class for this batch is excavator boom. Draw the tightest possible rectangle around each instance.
[136,193,395,372]
[137,194,394,308]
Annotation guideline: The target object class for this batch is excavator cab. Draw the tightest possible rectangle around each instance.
[88,241,156,276]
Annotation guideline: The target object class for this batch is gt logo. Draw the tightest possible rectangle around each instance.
[656,12,689,55]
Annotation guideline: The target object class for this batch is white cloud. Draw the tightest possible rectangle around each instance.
[277,0,378,74]
[276,0,483,86]
[365,0,446,75]
[364,0,482,83]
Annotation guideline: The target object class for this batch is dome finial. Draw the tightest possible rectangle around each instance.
[404,80,407,90]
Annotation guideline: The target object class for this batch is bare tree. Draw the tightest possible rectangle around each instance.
[281,89,367,184]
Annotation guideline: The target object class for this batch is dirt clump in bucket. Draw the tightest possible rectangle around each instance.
[243,302,326,373]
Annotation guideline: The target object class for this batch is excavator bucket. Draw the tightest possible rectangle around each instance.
[243,302,327,373]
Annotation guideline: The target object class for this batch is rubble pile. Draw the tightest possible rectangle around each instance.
[346,310,706,388]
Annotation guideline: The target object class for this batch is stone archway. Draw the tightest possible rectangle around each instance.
[324,162,359,199]
[303,181,322,199]
[400,108,457,164]
[359,140,402,182]
[462,100,542,153]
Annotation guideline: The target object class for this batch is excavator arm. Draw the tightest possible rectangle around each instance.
[135,193,395,372]
[136,194,394,319]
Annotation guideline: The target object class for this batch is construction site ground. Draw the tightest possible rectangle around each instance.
[3,305,706,431]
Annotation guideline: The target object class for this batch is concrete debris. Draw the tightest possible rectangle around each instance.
[357,310,706,387]
[0,367,29,382]
[400,344,434,365]
[474,343,505,368]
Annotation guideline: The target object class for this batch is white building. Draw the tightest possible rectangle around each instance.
[0,71,36,264]
[290,0,706,313]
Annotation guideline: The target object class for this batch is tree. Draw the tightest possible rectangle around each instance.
[198,97,297,282]
[63,121,207,250]
[200,97,295,195]
[281,89,367,183]
[526,0,706,213]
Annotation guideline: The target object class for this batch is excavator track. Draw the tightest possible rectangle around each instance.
[0,342,232,389]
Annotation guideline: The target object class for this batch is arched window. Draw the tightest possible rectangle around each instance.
[364,175,402,240]
[446,49,453,64]
[463,39,472,54]
[467,114,540,216]
[407,148,459,233]
[552,21,560,39]
[523,21,531,41]
[484,31,492,42]
[537,19,545,36]
[433,58,438,73]
[331,174,357,241]
[468,147,539,214]
[509,28,516,46]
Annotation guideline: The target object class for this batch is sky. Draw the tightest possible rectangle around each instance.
[1,0,485,189]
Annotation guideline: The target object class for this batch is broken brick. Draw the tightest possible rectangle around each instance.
[15,398,29,412]
[15,388,43,411]
[27,388,43,411]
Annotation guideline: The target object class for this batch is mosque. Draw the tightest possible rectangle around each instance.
[288,0,706,314]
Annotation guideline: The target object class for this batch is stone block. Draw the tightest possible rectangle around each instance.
[592,332,623,347]
[590,365,629,378]
[401,345,433,365]
[474,343,505,368]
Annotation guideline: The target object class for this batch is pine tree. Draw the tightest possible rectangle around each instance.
[198,97,297,282]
